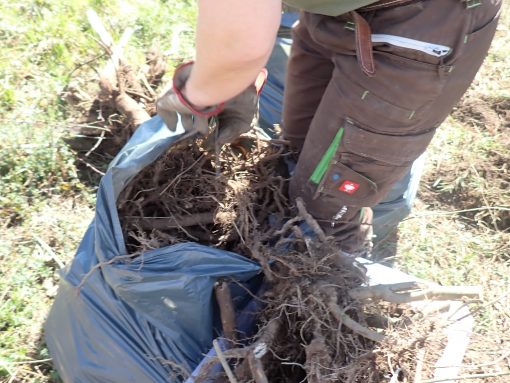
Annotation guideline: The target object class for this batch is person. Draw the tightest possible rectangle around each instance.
[258,10,426,254]
[156,0,502,256]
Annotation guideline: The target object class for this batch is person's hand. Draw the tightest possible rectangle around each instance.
[156,62,222,135]
[206,70,267,149]
[157,62,266,148]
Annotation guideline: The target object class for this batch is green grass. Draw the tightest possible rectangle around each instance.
[0,1,197,381]
[0,0,198,218]
[0,124,83,226]
[0,196,94,382]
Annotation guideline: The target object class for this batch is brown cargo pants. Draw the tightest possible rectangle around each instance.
[282,0,501,253]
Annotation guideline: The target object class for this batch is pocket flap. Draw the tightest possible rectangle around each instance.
[342,119,435,165]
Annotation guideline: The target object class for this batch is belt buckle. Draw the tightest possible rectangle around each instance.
[464,0,482,9]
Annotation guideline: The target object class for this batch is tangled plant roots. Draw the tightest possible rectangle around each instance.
[118,136,294,255]
[223,236,446,383]
[117,138,450,382]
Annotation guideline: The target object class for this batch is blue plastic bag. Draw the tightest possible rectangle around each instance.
[45,116,261,383]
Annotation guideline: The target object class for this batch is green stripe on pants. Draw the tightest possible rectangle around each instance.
[309,127,344,184]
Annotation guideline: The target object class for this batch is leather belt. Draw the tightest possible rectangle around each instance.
[351,0,419,76]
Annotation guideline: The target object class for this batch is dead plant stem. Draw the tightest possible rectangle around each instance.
[295,198,328,242]
[76,253,139,291]
[247,352,269,383]
[326,291,385,342]
[349,282,482,304]
[215,281,237,343]
[76,157,105,175]
[450,287,510,324]
[85,130,106,157]
[212,339,238,383]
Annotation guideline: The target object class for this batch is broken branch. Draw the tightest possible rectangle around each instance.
[326,289,385,342]
[349,282,483,304]
[213,340,238,383]
[125,213,215,230]
[215,281,237,343]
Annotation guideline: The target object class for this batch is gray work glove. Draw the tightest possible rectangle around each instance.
[206,81,262,149]
[156,62,222,136]
[157,62,267,148]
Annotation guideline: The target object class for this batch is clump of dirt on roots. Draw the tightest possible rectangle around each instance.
[117,138,448,382]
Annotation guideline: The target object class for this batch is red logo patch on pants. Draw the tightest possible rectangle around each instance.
[339,180,359,194]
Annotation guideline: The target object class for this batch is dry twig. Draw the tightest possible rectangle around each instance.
[327,292,385,342]
[213,340,238,383]
[414,348,426,383]
[349,282,483,304]
[215,281,237,343]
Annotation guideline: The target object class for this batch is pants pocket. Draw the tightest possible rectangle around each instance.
[313,117,435,207]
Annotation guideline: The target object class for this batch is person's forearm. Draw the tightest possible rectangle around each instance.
[183,0,281,108]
